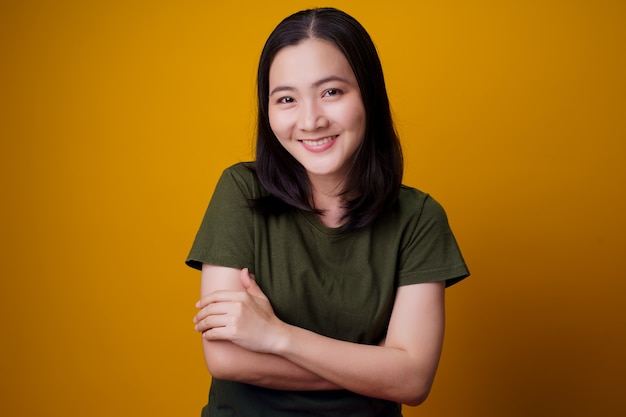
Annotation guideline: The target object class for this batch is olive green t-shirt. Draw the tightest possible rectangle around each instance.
[186,162,469,417]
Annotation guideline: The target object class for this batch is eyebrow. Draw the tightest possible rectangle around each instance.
[269,75,351,97]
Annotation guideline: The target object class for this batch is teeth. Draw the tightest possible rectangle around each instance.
[301,136,336,146]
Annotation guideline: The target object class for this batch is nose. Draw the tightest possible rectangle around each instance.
[297,100,329,131]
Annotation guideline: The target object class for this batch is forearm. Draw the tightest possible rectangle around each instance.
[273,325,435,405]
[203,339,342,391]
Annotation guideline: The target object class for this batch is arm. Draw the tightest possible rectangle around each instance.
[276,281,445,405]
[197,268,446,405]
[195,263,341,391]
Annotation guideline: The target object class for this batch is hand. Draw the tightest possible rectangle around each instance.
[194,268,287,353]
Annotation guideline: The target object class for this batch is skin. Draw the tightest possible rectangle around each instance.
[193,39,446,406]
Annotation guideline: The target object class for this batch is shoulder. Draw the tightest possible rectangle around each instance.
[221,161,256,183]
[217,162,267,199]
[398,184,429,206]
[397,185,448,221]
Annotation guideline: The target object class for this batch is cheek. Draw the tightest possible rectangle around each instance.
[338,98,366,133]
[268,110,288,139]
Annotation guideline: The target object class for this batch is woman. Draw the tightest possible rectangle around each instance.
[187,7,469,417]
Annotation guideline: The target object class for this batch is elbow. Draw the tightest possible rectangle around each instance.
[397,374,434,407]
[402,387,430,407]
[203,340,238,380]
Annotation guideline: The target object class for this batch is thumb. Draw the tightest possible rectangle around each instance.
[240,268,264,298]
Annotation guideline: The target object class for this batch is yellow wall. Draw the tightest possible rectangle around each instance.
[1,0,624,415]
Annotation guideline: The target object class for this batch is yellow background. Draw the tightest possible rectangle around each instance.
[1,0,624,415]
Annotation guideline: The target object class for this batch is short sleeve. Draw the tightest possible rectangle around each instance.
[185,164,257,272]
[397,194,469,287]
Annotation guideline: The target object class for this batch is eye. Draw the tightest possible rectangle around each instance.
[277,96,295,104]
[323,88,343,97]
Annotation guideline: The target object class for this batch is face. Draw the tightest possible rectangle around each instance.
[268,39,366,185]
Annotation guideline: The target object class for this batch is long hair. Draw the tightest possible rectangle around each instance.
[253,7,403,231]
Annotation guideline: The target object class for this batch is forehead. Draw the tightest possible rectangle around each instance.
[269,39,356,87]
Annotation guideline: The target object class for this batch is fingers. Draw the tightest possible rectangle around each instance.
[194,291,243,330]
[196,288,244,309]
[194,312,229,333]
[194,300,227,323]
[193,289,249,333]
[193,299,239,333]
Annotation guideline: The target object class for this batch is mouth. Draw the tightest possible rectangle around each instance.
[298,135,339,147]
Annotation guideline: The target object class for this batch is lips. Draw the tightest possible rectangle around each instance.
[298,135,338,153]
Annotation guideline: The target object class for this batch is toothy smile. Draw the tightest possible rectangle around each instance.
[299,135,338,147]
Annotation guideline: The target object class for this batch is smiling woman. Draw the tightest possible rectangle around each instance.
[186,7,469,417]
[268,39,366,208]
